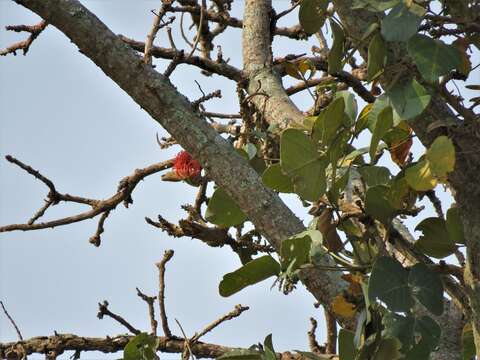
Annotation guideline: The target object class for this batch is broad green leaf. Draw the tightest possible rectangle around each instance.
[299,0,329,34]
[312,97,346,145]
[281,233,312,272]
[446,206,465,244]
[335,91,358,123]
[328,129,351,166]
[369,256,414,312]
[328,20,345,74]
[263,334,276,360]
[280,128,327,201]
[370,106,393,162]
[124,333,159,360]
[217,349,262,359]
[462,323,476,360]
[352,0,400,11]
[382,313,415,350]
[219,256,280,297]
[408,34,461,83]
[388,176,412,209]
[414,217,456,258]
[405,159,437,191]
[358,166,391,187]
[372,338,402,360]
[368,95,401,129]
[367,33,387,81]
[355,103,373,136]
[338,329,356,360]
[414,316,441,351]
[426,135,455,178]
[205,188,247,227]
[308,229,327,266]
[409,262,444,315]
[365,185,396,224]
[262,164,294,193]
[243,143,257,160]
[387,78,431,120]
[381,3,425,42]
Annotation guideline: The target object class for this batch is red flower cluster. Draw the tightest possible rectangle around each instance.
[173,151,202,179]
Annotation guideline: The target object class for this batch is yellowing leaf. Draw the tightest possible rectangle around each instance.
[426,135,455,178]
[405,159,437,191]
[331,295,356,318]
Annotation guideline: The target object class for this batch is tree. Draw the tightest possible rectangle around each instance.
[0,0,479,359]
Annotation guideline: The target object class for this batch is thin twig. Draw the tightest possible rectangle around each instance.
[0,301,23,341]
[136,288,158,336]
[186,0,206,59]
[89,211,111,247]
[175,318,193,360]
[307,317,323,354]
[1,20,48,56]
[97,301,140,335]
[324,311,337,354]
[156,250,175,338]
[190,304,249,343]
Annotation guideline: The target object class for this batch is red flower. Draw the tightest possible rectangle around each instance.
[173,151,202,179]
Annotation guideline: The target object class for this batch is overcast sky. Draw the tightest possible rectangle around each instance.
[0,1,477,359]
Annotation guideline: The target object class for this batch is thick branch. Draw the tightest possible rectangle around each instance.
[0,334,339,359]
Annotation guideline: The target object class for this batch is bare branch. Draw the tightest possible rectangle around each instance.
[324,311,337,354]
[191,305,249,344]
[144,1,173,65]
[0,157,172,234]
[0,301,23,341]
[97,300,140,335]
[156,250,175,339]
[136,288,158,336]
[307,317,324,355]
[1,20,47,56]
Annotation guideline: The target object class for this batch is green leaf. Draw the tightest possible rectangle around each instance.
[382,313,415,350]
[358,166,391,187]
[365,185,396,225]
[352,0,400,12]
[408,34,461,83]
[367,33,387,81]
[372,338,403,360]
[409,262,444,315]
[426,135,455,178]
[414,217,456,258]
[243,143,257,160]
[446,206,465,244]
[462,323,476,360]
[335,91,358,123]
[370,106,393,162]
[388,176,412,209]
[124,333,159,360]
[262,164,294,193]
[381,3,425,42]
[369,256,414,312]
[280,128,327,201]
[387,78,431,120]
[338,329,356,360]
[281,233,312,272]
[312,97,346,145]
[205,188,247,227]
[299,0,329,34]
[405,159,437,191]
[414,316,441,351]
[328,19,345,74]
[263,334,276,360]
[217,349,262,359]
[219,256,280,297]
